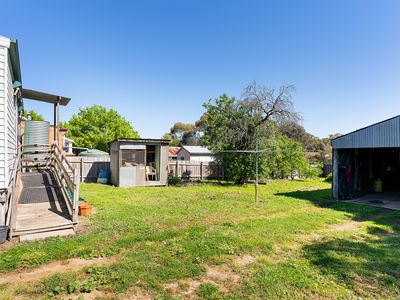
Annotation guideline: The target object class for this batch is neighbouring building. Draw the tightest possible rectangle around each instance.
[332,115,400,200]
[168,146,181,161]
[109,138,170,187]
[63,136,74,154]
[176,146,215,162]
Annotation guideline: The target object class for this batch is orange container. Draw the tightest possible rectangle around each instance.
[78,202,93,216]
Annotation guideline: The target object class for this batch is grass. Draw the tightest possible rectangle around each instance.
[1,179,400,299]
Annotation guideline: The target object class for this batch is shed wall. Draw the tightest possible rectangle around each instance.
[159,145,169,184]
[110,141,119,186]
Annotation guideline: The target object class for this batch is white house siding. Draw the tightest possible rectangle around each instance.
[188,155,215,162]
[0,43,18,190]
[177,148,215,163]
[0,45,7,189]
[6,51,17,187]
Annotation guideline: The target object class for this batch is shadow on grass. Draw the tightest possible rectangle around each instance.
[279,188,400,296]
[276,189,391,221]
[302,231,400,296]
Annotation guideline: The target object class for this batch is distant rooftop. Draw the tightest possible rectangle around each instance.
[181,146,212,155]
[168,146,181,156]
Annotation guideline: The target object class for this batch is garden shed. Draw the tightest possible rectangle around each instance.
[332,115,400,207]
[109,138,170,187]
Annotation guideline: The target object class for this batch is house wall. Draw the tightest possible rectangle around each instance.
[188,155,215,162]
[0,44,7,189]
[176,148,215,162]
[6,52,17,185]
[177,148,190,161]
[0,41,18,190]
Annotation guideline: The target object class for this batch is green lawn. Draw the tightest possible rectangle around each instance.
[1,180,400,299]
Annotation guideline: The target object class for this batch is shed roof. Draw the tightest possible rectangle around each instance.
[332,115,400,149]
[181,146,213,155]
[109,138,171,145]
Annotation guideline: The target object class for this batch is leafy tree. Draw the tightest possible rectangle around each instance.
[264,134,309,179]
[162,122,201,146]
[62,105,139,152]
[161,133,180,146]
[23,110,44,121]
[279,121,323,152]
[201,82,301,184]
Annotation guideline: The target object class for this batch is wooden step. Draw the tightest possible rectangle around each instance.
[12,223,75,237]
[19,228,75,242]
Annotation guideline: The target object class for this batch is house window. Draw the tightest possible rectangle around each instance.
[181,157,184,161]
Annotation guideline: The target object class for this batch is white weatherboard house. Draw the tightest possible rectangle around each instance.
[176,146,215,162]
[0,36,21,196]
[0,35,79,242]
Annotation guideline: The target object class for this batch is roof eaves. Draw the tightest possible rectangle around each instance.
[9,39,22,83]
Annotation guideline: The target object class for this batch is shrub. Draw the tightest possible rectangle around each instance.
[324,173,333,182]
[167,176,181,186]
[303,165,323,179]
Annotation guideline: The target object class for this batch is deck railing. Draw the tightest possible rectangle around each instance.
[20,142,80,223]
[50,142,79,223]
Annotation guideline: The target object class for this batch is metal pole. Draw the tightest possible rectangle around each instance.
[53,103,57,145]
[55,97,60,147]
[255,138,258,203]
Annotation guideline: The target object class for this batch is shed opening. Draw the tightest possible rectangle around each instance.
[336,148,400,199]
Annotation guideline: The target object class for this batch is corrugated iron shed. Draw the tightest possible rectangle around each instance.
[332,115,400,149]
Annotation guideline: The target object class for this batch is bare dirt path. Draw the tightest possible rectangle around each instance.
[0,256,117,285]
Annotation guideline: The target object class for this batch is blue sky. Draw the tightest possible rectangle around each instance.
[2,1,400,138]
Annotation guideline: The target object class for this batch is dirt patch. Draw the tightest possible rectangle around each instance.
[164,263,241,298]
[76,215,92,235]
[122,288,153,300]
[232,254,256,267]
[0,256,117,285]
[328,220,362,232]
[68,288,152,300]
[0,237,19,252]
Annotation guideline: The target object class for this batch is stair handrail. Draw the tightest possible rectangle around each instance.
[50,142,79,223]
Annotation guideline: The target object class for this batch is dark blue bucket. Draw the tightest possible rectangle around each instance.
[0,225,8,244]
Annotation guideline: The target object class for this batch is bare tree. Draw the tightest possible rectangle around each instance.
[241,81,301,127]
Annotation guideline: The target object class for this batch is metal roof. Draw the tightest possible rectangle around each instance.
[109,138,171,145]
[332,115,400,149]
[168,147,181,157]
[22,88,71,106]
[181,146,213,155]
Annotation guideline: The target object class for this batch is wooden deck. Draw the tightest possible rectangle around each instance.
[12,171,74,237]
